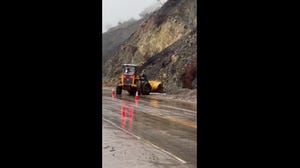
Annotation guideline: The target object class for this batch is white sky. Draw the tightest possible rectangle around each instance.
[102,0,158,33]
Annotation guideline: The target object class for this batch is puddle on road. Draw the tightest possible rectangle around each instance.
[103,89,197,132]
[149,99,159,108]
[120,100,134,131]
[107,98,196,136]
[144,95,196,111]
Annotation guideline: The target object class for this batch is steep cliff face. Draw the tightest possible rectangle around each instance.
[102,0,197,93]
[140,28,197,92]
[102,18,147,66]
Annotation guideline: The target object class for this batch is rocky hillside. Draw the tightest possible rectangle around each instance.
[102,0,197,94]
[139,28,197,92]
[102,17,148,65]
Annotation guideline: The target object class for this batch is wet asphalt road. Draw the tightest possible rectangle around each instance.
[102,87,197,168]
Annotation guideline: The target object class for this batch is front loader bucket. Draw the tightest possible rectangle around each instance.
[149,80,164,93]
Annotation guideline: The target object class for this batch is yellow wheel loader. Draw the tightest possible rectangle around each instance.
[116,64,163,95]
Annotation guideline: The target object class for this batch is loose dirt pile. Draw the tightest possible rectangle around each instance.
[150,88,197,104]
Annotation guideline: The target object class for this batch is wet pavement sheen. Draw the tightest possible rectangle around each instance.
[102,87,197,168]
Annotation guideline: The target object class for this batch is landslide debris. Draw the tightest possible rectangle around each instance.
[102,0,197,94]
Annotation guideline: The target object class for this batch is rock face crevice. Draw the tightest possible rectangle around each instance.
[102,0,197,93]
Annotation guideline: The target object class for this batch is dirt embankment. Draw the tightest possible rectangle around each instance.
[148,89,197,104]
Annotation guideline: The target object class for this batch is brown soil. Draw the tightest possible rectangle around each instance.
[151,88,197,104]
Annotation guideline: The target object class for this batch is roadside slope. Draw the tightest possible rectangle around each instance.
[103,0,197,94]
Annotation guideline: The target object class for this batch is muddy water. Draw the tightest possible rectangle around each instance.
[102,88,197,168]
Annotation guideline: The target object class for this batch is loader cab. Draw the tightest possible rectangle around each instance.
[116,64,152,95]
[123,66,135,75]
[122,64,138,76]
[121,64,139,86]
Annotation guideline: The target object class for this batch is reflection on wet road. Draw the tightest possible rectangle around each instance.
[103,88,197,168]
[120,100,134,131]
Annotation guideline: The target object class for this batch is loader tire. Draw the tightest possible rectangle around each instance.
[137,81,142,95]
[157,83,163,93]
[116,86,122,94]
[127,90,134,95]
[141,83,151,95]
